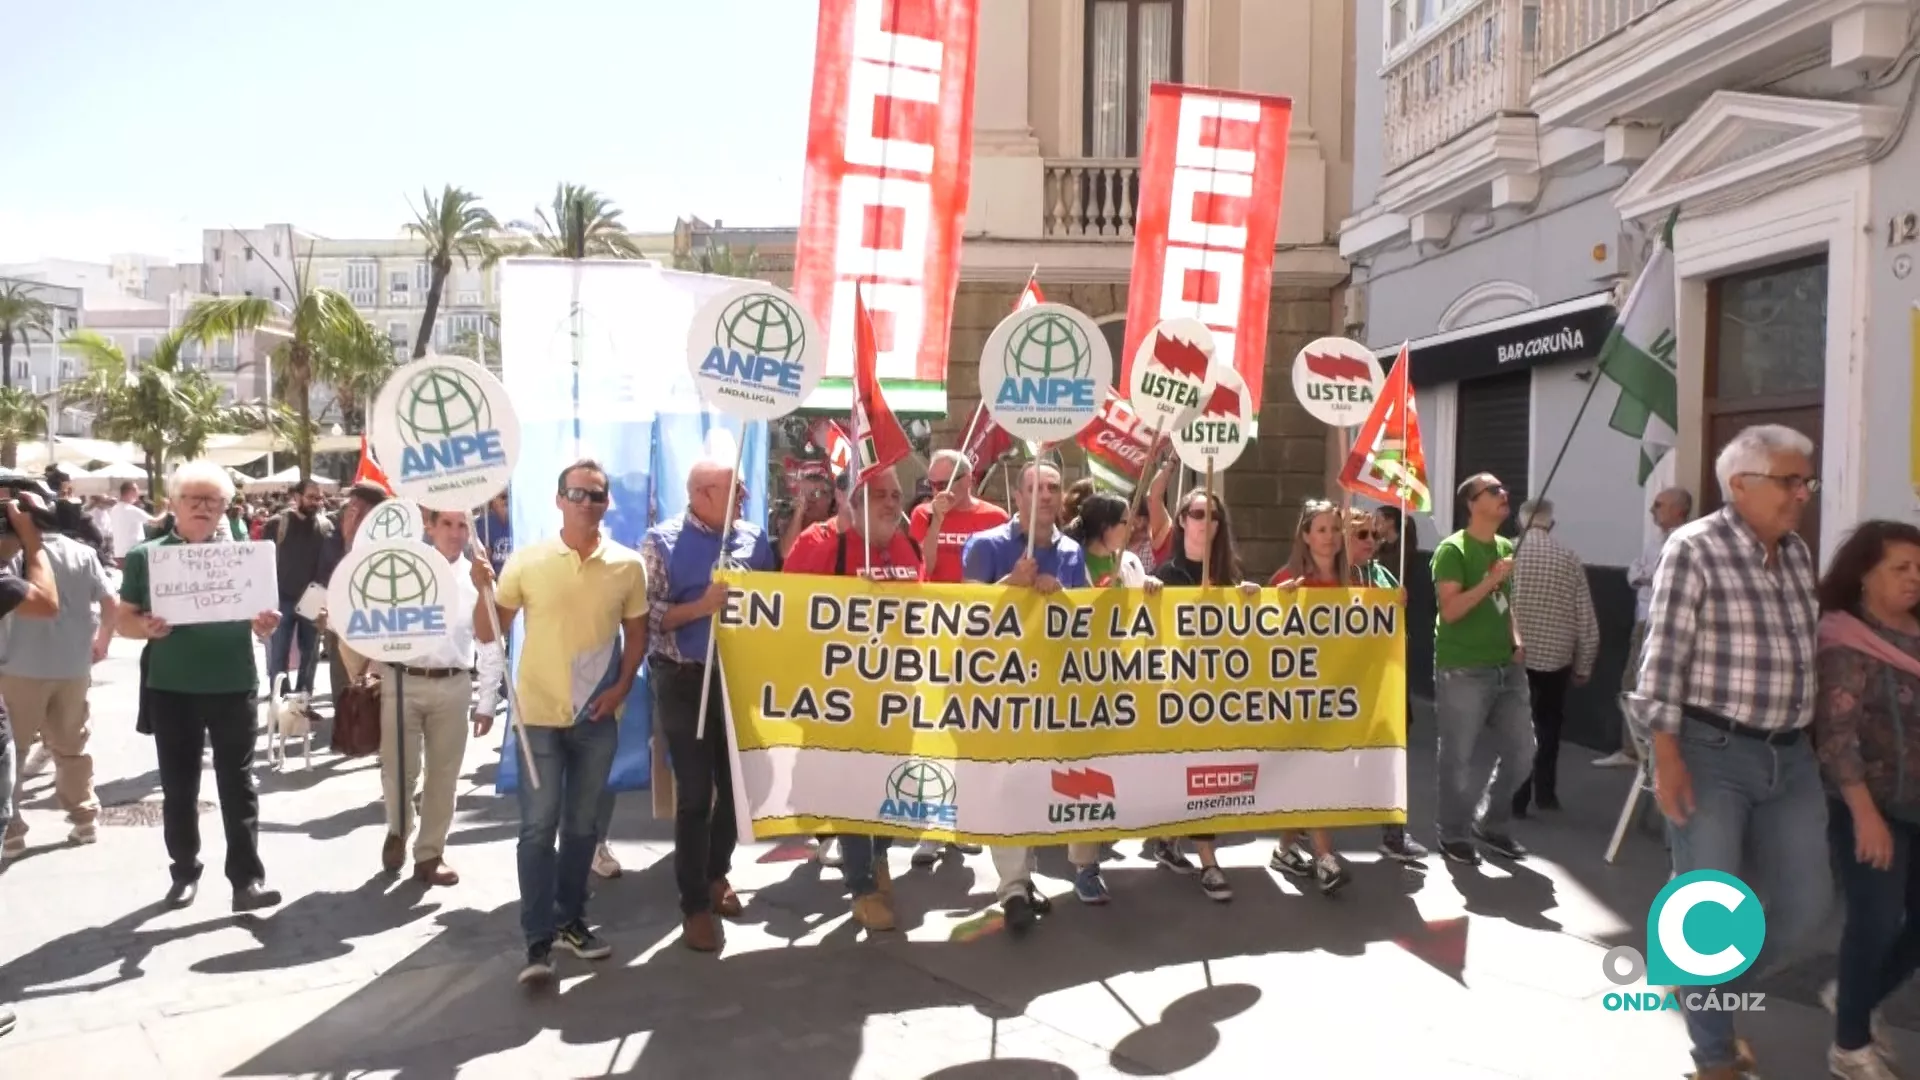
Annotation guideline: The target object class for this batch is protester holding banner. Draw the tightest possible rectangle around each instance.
[910,450,1008,586]
[1143,488,1260,901]
[486,459,648,984]
[959,461,1091,931]
[1130,459,1177,568]
[116,461,283,913]
[1430,473,1534,867]
[639,458,778,954]
[1065,490,1150,590]
[784,466,923,931]
[376,510,504,888]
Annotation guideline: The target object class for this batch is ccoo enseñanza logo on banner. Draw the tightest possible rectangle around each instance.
[369,358,521,512]
[324,538,460,664]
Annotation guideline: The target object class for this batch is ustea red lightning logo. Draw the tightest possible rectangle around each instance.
[1051,768,1116,800]
[1152,332,1211,382]
[1202,384,1242,420]
[1304,351,1373,382]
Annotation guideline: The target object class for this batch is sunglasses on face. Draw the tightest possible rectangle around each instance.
[563,487,610,505]
[1469,483,1508,501]
[928,474,953,488]
[1352,529,1374,541]
[1185,508,1218,523]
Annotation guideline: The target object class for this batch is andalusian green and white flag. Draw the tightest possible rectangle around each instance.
[1599,213,1679,484]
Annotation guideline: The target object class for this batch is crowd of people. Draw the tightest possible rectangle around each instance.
[0,420,1914,1080]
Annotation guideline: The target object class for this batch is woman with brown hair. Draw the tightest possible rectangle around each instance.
[1144,487,1260,901]
[1812,520,1920,1079]
[1267,500,1355,895]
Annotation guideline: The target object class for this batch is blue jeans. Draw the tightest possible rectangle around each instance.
[1433,663,1535,842]
[1827,797,1920,1052]
[1663,716,1832,1070]
[266,601,317,693]
[515,719,619,948]
[840,836,893,897]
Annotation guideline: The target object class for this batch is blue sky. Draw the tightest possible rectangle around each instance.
[0,0,818,263]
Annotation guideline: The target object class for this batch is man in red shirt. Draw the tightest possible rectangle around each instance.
[782,466,921,933]
[909,450,1009,586]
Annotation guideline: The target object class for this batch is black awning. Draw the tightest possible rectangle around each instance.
[1375,291,1617,388]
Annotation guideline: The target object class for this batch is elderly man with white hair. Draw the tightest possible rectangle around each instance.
[1596,485,1695,768]
[1629,424,1829,1080]
[1508,497,1598,817]
[116,460,283,913]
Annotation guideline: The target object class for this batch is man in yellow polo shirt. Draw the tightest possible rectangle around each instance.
[481,458,647,988]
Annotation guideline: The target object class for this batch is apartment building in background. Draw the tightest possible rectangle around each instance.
[932,0,1356,569]
[1339,0,1920,739]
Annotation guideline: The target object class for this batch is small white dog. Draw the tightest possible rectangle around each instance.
[266,674,314,770]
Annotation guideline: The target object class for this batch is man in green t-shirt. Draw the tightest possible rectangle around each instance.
[1429,472,1533,867]
[118,461,283,913]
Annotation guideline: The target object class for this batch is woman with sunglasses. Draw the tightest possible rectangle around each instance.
[1344,509,1431,865]
[1267,500,1355,895]
[1145,488,1261,901]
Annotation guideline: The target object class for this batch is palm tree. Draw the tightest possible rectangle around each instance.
[404,185,500,360]
[0,385,47,468]
[313,315,399,433]
[673,242,761,278]
[0,281,55,393]
[179,228,359,477]
[508,184,645,260]
[445,312,500,370]
[62,329,285,491]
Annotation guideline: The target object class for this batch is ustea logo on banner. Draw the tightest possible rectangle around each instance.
[979,303,1112,442]
[1173,365,1254,473]
[687,282,824,422]
[879,760,958,828]
[370,359,520,512]
[1291,336,1385,429]
[1049,768,1117,824]
[325,539,459,664]
[1599,870,1768,1015]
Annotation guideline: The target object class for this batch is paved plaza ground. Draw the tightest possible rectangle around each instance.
[0,637,1912,1078]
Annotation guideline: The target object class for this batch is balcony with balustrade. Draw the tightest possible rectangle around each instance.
[1381,0,1540,173]
[1041,158,1141,239]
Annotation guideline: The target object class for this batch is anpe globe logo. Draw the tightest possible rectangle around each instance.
[1600,871,1769,1015]
[995,311,1098,418]
[716,291,807,363]
[392,365,507,482]
[345,547,447,639]
[364,502,414,541]
[878,760,958,828]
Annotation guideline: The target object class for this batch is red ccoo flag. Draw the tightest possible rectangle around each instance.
[957,401,1015,475]
[1050,768,1117,800]
[1305,351,1373,382]
[1151,332,1211,382]
[809,419,854,478]
[849,289,913,487]
[1016,276,1045,311]
[353,433,392,494]
[1201,384,1242,421]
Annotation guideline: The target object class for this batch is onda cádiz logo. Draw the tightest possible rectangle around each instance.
[1600,870,1768,1015]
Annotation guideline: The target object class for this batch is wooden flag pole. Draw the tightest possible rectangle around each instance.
[1201,458,1215,587]
[692,434,749,742]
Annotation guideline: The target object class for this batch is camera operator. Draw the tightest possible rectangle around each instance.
[0,487,66,1042]
[0,476,115,860]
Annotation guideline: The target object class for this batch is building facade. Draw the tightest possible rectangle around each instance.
[936,0,1356,569]
[1340,0,1920,735]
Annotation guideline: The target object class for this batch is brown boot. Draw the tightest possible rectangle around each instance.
[381,833,404,874]
[709,878,743,919]
[852,892,895,931]
[681,912,721,953]
[412,858,459,887]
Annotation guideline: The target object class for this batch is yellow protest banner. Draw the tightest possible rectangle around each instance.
[713,571,1406,845]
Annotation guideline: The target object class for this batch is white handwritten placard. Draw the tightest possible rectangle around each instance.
[148,542,279,627]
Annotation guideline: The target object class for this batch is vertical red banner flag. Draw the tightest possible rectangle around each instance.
[1119,84,1293,415]
[793,0,981,413]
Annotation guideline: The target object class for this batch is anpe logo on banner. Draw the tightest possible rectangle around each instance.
[355,498,422,545]
[879,759,958,827]
[687,283,824,422]
[1049,768,1117,824]
[979,303,1112,443]
[369,358,520,512]
[325,539,461,664]
[1185,763,1259,812]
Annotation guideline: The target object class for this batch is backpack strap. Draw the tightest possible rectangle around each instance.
[834,527,848,577]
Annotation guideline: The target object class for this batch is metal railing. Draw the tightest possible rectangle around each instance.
[1042,158,1141,238]
[1536,0,1672,72]
[1382,0,1541,171]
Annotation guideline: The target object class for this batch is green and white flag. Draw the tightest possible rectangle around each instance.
[1599,215,1679,484]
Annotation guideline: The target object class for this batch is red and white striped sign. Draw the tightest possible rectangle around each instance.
[1118,84,1293,415]
[793,0,980,400]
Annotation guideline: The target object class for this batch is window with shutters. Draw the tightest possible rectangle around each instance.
[1452,369,1531,538]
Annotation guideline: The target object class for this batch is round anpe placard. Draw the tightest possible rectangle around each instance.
[1173,364,1254,473]
[354,497,423,546]
[978,303,1113,444]
[1127,318,1218,434]
[369,357,521,512]
[686,282,825,422]
[1291,336,1385,428]
[324,538,460,665]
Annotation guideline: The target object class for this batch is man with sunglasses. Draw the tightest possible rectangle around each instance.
[639,458,776,954]
[484,459,649,987]
[1627,425,1825,1080]
[1429,472,1533,866]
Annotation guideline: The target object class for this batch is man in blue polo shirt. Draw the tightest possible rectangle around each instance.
[961,460,1088,936]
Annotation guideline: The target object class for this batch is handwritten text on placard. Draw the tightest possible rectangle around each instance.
[148,542,278,626]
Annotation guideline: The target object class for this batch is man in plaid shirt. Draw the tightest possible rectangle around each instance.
[1628,425,1827,1080]
[1508,499,1598,816]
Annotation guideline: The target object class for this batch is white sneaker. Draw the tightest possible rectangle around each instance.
[911,839,941,867]
[591,843,622,879]
[68,822,97,845]
[1821,979,1897,1064]
[1830,1043,1899,1080]
[816,836,843,868]
[1592,750,1638,768]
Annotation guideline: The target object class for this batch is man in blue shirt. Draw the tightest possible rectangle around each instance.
[961,460,1089,936]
